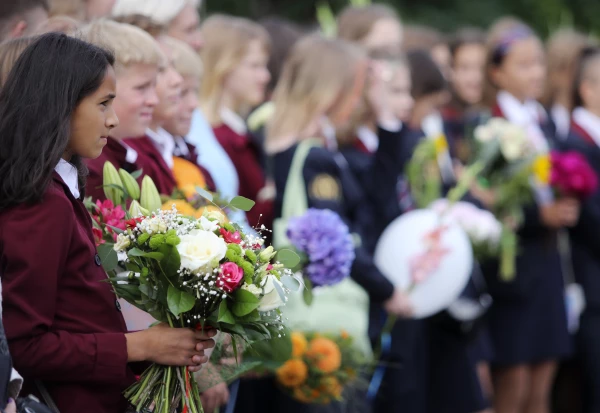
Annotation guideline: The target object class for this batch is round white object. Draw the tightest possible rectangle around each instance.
[374,209,473,318]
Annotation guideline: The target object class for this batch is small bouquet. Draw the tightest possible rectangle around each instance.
[406,134,449,208]
[450,117,538,280]
[92,162,300,413]
[548,151,598,199]
[429,199,502,260]
[275,331,367,404]
[285,209,355,304]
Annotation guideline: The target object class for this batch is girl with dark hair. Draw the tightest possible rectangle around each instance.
[0,33,215,413]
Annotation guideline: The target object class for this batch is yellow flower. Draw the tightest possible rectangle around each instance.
[291,332,308,358]
[276,359,308,388]
[320,376,343,399]
[172,157,207,199]
[532,154,551,184]
[434,134,449,155]
[161,199,196,217]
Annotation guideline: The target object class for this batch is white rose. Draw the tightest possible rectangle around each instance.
[500,139,526,161]
[199,216,219,232]
[177,229,227,273]
[241,283,262,297]
[474,125,494,143]
[114,233,131,251]
[204,210,227,225]
[258,275,286,312]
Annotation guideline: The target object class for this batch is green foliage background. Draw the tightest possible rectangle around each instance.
[203,0,600,38]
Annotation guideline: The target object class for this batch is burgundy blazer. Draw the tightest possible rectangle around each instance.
[213,124,273,230]
[0,173,135,412]
[123,136,177,196]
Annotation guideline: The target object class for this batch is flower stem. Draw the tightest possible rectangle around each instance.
[447,160,486,205]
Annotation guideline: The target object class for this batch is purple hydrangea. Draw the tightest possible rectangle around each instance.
[286,208,355,287]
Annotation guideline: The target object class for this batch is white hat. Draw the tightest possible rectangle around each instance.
[112,0,197,25]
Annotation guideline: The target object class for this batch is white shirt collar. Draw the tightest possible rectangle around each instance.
[174,136,190,157]
[497,90,549,153]
[357,126,379,153]
[119,140,138,164]
[220,107,247,136]
[551,103,570,141]
[421,111,444,138]
[146,127,175,168]
[54,159,80,199]
[572,107,600,148]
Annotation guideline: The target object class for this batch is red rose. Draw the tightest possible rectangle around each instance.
[220,228,242,244]
[218,262,244,293]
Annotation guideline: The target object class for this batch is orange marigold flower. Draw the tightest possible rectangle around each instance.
[306,337,342,373]
[172,157,207,199]
[340,330,349,339]
[161,199,196,217]
[291,332,308,357]
[321,376,343,398]
[293,386,316,404]
[276,359,308,388]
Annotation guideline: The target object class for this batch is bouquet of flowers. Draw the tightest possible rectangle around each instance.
[429,199,502,260]
[275,331,367,404]
[406,135,448,208]
[548,151,598,199]
[92,162,300,413]
[88,199,127,246]
[285,209,355,304]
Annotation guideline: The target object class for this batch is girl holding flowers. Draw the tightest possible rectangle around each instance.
[0,33,215,413]
[481,18,576,413]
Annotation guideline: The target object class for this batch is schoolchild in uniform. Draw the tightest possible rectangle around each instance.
[543,29,594,141]
[82,19,173,200]
[0,32,215,413]
[200,15,274,230]
[482,18,578,413]
[565,47,600,413]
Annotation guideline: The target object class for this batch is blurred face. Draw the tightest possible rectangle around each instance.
[451,43,485,105]
[491,37,546,101]
[69,66,118,159]
[223,40,270,110]
[431,43,451,80]
[152,41,184,129]
[362,18,403,54]
[85,0,116,20]
[328,61,368,127]
[168,4,203,52]
[580,59,600,114]
[387,65,414,122]
[164,75,199,137]
[111,63,159,140]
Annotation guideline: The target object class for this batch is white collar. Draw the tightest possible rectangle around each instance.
[119,140,138,164]
[551,103,570,140]
[357,126,379,153]
[421,112,444,138]
[497,90,549,152]
[572,107,600,148]
[146,127,175,168]
[54,159,80,199]
[220,107,247,136]
[174,136,190,157]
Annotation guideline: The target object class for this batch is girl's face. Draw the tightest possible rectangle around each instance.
[452,43,486,105]
[328,61,368,127]
[223,40,271,111]
[153,41,184,128]
[362,18,403,54]
[111,63,159,140]
[69,65,118,159]
[164,75,199,137]
[387,65,414,122]
[492,37,546,101]
[168,3,203,52]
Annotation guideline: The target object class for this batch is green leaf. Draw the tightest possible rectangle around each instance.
[276,249,300,268]
[281,274,301,292]
[303,277,314,306]
[247,331,292,363]
[97,243,118,272]
[128,248,164,260]
[106,225,124,235]
[231,288,260,317]
[228,196,256,212]
[157,244,181,278]
[195,186,214,202]
[113,284,142,303]
[102,183,128,199]
[238,309,261,322]
[130,169,143,180]
[217,300,235,324]
[125,262,141,273]
[167,285,195,316]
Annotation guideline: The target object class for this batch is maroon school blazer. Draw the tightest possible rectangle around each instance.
[0,173,135,412]
[213,123,273,230]
[123,136,177,196]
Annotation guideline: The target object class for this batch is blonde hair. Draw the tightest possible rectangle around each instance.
[80,19,165,73]
[266,35,366,153]
[161,36,202,79]
[34,15,80,35]
[337,4,399,45]
[112,0,189,25]
[543,28,594,109]
[112,14,166,37]
[0,36,37,87]
[199,14,271,125]
[48,0,85,21]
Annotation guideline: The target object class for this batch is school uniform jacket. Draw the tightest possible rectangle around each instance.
[123,135,177,196]
[1,170,135,412]
[565,114,600,310]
